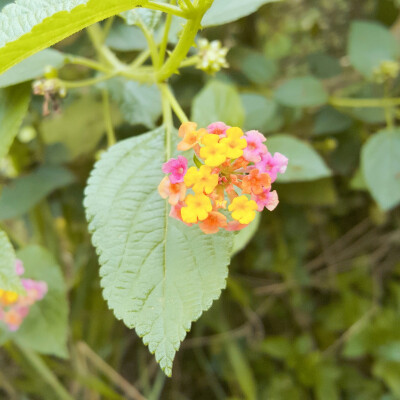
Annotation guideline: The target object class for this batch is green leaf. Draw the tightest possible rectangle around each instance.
[0,0,148,75]
[12,246,69,358]
[202,0,279,27]
[0,166,75,220]
[192,80,244,128]
[264,32,292,60]
[241,93,278,132]
[276,178,337,206]
[307,52,342,79]
[106,22,150,52]
[267,134,332,182]
[0,229,22,293]
[0,83,31,160]
[348,21,398,78]
[232,213,261,255]
[0,49,65,88]
[40,96,122,160]
[361,129,400,210]
[84,127,233,376]
[313,107,353,136]
[275,76,328,108]
[240,52,278,85]
[103,78,162,129]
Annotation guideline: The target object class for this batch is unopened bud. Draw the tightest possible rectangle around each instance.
[196,38,229,75]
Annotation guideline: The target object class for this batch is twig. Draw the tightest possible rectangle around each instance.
[77,341,147,400]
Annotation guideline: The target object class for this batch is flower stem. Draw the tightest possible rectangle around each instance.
[102,90,116,147]
[160,84,173,160]
[164,85,189,123]
[59,73,116,89]
[158,1,175,68]
[330,96,400,108]
[146,0,188,18]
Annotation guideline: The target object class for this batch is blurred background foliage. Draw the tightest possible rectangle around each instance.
[1,0,400,398]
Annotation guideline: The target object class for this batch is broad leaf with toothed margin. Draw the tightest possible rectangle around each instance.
[0,0,148,75]
[0,229,22,293]
[84,127,233,376]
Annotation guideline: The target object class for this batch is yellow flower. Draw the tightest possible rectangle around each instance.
[228,195,258,225]
[200,134,228,167]
[184,165,219,194]
[0,290,19,305]
[181,193,212,223]
[220,127,247,159]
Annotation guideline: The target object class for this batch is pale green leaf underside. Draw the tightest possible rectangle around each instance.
[361,129,400,210]
[0,229,22,293]
[0,0,149,75]
[13,246,69,358]
[267,134,332,182]
[84,128,232,376]
[202,0,279,27]
[0,83,31,159]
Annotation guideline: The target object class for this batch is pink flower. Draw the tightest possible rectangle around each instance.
[252,189,279,212]
[162,156,188,184]
[207,122,230,137]
[158,176,186,206]
[15,259,25,276]
[243,130,268,163]
[255,152,288,182]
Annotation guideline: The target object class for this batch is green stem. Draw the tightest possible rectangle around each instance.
[146,0,188,18]
[59,73,116,89]
[156,0,214,82]
[102,17,115,41]
[137,20,159,67]
[130,50,151,68]
[158,1,175,68]
[160,84,173,160]
[384,81,394,130]
[164,85,189,123]
[16,344,74,400]
[182,0,196,11]
[330,96,400,108]
[102,90,116,147]
[87,24,123,69]
[180,55,200,68]
[65,56,112,73]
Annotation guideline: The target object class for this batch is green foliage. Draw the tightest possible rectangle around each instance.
[192,80,245,127]
[348,21,398,78]
[41,96,121,160]
[275,76,328,108]
[1,0,400,397]
[202,0,279,26]
[84,127,233,376]
[0,230,22,293]
[0,166,75,220]
[361,129,400,210]
[232,213,261,255]
[0,49,65,88]
[313,106,353,135]
[0,83,31,159]
[103,78,162,128]
[267,135,332,182]
[12,246,69,358]
[241,93,278,132]
[0,0,146,74]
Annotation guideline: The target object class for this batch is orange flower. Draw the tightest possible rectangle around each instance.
[177,122,207,151]
[158,176,186,205]
[199,211,227,234]
[242,169,271,195]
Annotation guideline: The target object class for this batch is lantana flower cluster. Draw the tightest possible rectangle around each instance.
[0,260,48,331]
[158,121,288,234]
